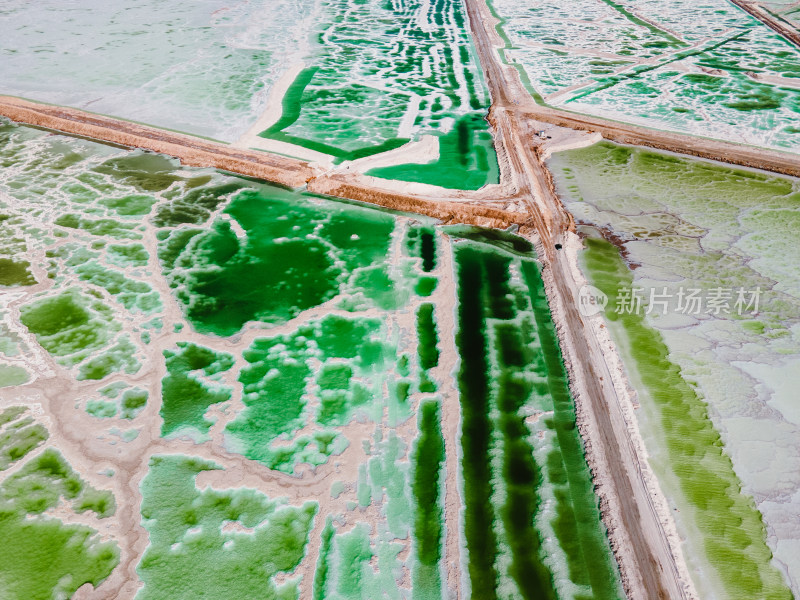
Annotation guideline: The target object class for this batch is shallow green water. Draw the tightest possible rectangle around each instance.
[225,314,391,473]
[0,407,47,471]
[261,65,412,160]
[0,121,627,598]
[548,140,798,597]
[158,186,398,336]
[0,447,118,599]
[20,291,112,357]
[313,517,336,600]
[366,113,500,190]
[0,120,458,598]
[85,385,148,420]
[160,343,234,439]
[0,0,316,142]
[0,364,30,387]
[137,454,316,600]
[581,237,790,600]
[19,290,140,381]
[0,258,35,286]
[259,0,499,189]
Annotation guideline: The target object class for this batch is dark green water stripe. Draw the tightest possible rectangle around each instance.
[416,303,440,371]
[522,259,623,599]
[484,251,515,320]
[478,248,556,598]
[494,322,557,600]
[454,244,499,599]
[411,399,445,600]
[420,230,436,273]
[455,239,623,599]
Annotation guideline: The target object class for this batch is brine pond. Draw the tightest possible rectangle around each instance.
[549,140,800,599]
[0,121,619,599]
[0,0,500,191]
[490,0,800,151]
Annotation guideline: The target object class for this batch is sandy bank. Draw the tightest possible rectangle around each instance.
[308,174,527,229]
[0,95,317,188]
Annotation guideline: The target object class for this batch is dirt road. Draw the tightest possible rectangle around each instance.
[0,95,316,188]
[0,95,533,229]
[307,175,528,228]
[521,103,800,178]
[462,0,695,597]
[2,15,797,596]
